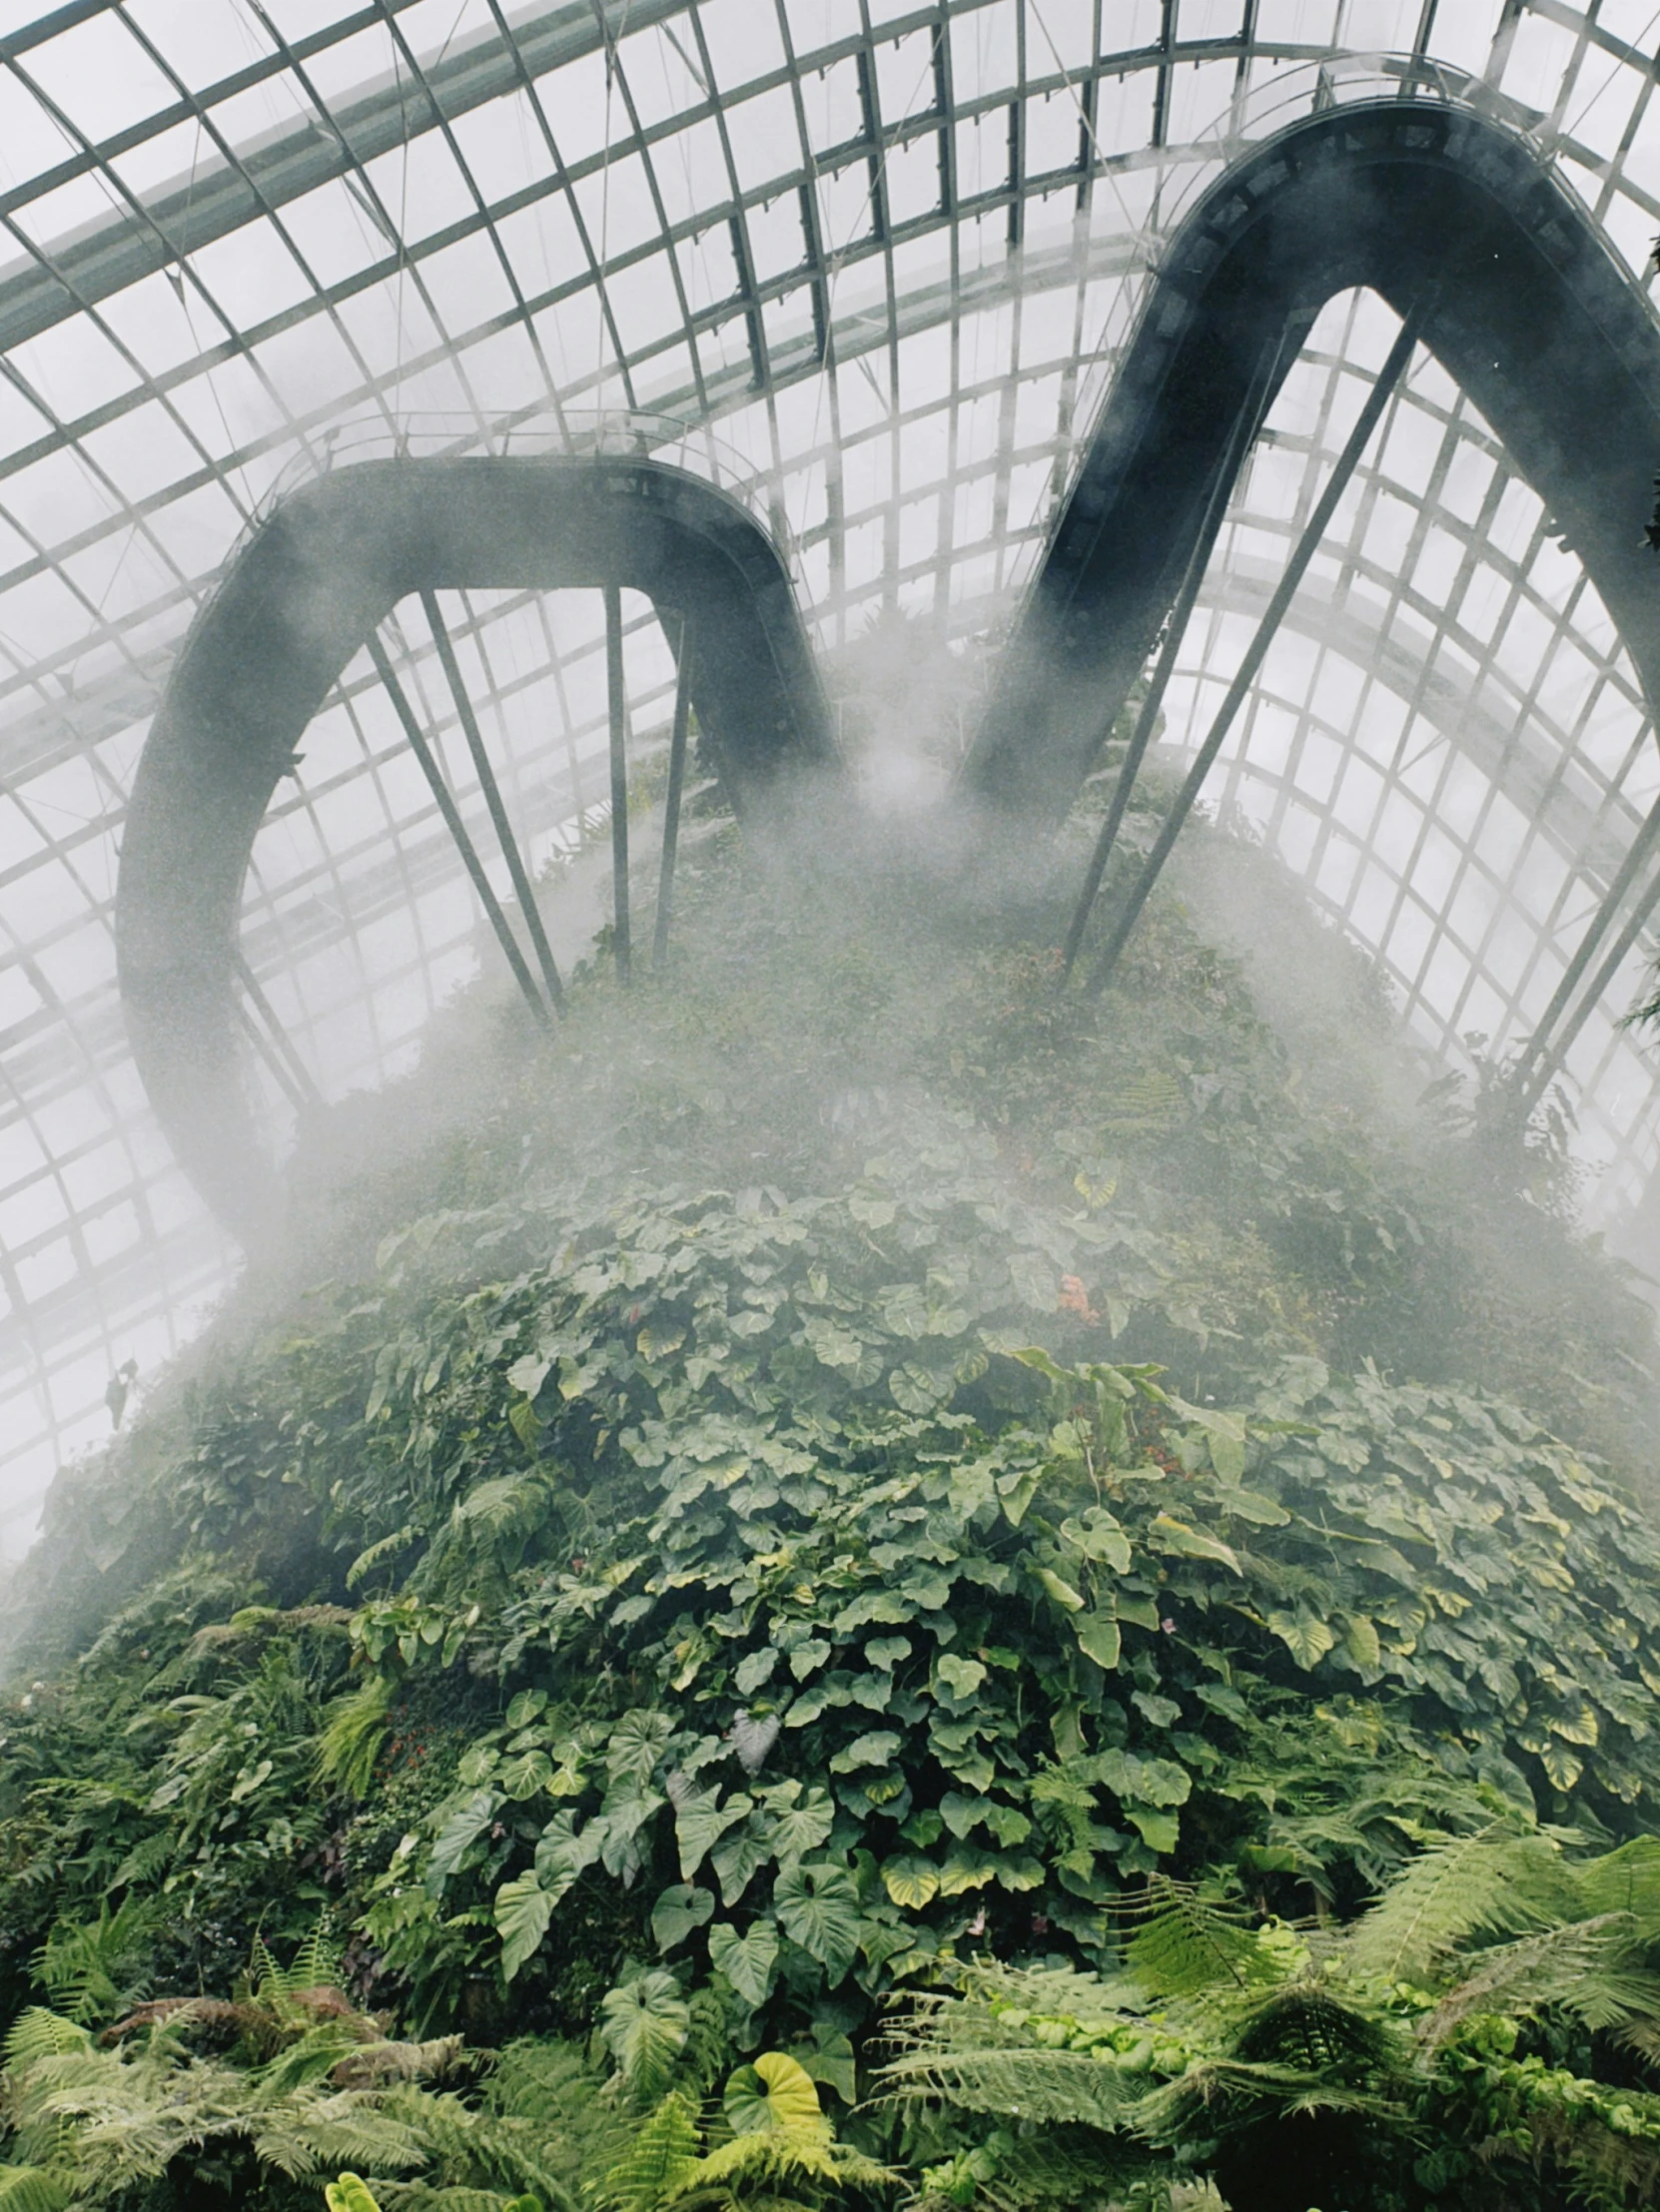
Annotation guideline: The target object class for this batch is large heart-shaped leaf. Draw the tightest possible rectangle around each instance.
[1342,1614,1381,1670]
[498,1749,552,1801]
[534,1809,604,1899]
[1060,1509,1133,1573]
[723,2049,822,2136]
[1076,1612,1122,1670]
[735,1647,780,1696]
[427,1789,501,1890]
[882,1854,940,1908]
[1266,1609,1337,1670]
[708,1917,780,2008]
[672,1786,749,1881]
[939,1792,992,1840]
[775,1859,860,1978]
[1149,1516,1241,1573]
[599,1968,690,2095]
[652,1881,715,1953]
[938,1844,999,1895]
[1035,1567,1085,1613]
[495,1871,553,1981]
[1127,1806,1180,1853]
[1096,1750,1193,1808]
[606,1710,673,1787]
[1541,1741,1584,1793]
[829,1730,902,1774]
[792,2025,858,2105]
[711,1825,772,1906]
[935,1655,988,1702]
[766,1786,835,1865]
[730,1711,781,1776]
[596,1784,665,1880]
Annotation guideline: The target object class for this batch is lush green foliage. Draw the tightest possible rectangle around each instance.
[4,789,1660,2212]
[879,1827,1660,2212]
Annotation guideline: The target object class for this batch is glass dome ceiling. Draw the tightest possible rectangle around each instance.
[3,0,1660,1554]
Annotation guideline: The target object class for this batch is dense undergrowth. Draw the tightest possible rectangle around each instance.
[4,763,1660,2212]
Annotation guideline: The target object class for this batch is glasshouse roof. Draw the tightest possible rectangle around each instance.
[4,0,1660,1553]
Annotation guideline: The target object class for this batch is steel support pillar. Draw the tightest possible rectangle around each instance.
[1061,337,1286,981]
[420,588,564,1012]
[369,634,553,1031]
[605,582,631,984]
[1086,301,1424,998]
[1507,786,1660,1112]
[653,613,693,971]
[1515,853,1660,1117]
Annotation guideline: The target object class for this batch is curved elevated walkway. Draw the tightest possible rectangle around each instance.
[968,99,1660,823]
[116,455,835,1237]
[119,97,1660,1235]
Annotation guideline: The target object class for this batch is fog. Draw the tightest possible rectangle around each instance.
[5,3,1660,1560]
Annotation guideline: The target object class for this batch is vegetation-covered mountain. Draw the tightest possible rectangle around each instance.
[4,755,1660,2212]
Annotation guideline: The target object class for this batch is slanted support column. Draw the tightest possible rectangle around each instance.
[1507,787,1660,1115]
[1513,834,1660,1121]
[605,582,631,984]
[421,588,563,1012]
[654,613,693,971]
[233,948,322,1109]
[369,633,553,1032]
[1061,338,1285,982]
[1086,301,1425,998]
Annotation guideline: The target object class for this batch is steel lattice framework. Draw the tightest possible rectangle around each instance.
[2,0,1660,1552]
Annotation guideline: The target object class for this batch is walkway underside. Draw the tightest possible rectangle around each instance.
[969,99,1660,827]
[116,456,835,1237]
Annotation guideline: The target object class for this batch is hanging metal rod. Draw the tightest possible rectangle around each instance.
[367,633,553,1032]
[233,995,312,1115]
[1061,333,1288,981]
[1086,297,1426,999]
[1506,785,1660,1108]
[233,947,324,1108]
[605,581,632,984]
[419,587,564,1012]
[653,612,693,971]
[1514,853,1660,1119]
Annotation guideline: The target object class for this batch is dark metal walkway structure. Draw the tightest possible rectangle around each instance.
[970,100,1660,1070]
[117,97,1660,1235]
[116,454,835,1239]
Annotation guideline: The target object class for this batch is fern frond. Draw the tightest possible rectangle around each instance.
[347,1526,418,1591]
[317,1675,395,1799]
[596,2089,700,2212]
[1422,1914,1660,2046]
[254,1923,345,2004]
[256,2026,372,2096]
[1125,1882,1285,2001]
[691,2128,840,2190]
[461,2043,627,2205]
[332,2037,468,2089]
[33,1899,157,2026]
[250,2089,434,2180]
[1230,1982,1402,2079]
[1343,1825,1578,1986]
[1577,1836,1660,1930]
[1525,2090,1660,2206]
[377,2188,578,2212]
[1134,2056,1404,2149]
[3,2012,91,2068]
[0,2166,72,2212]
[877,2040,1148,2132]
